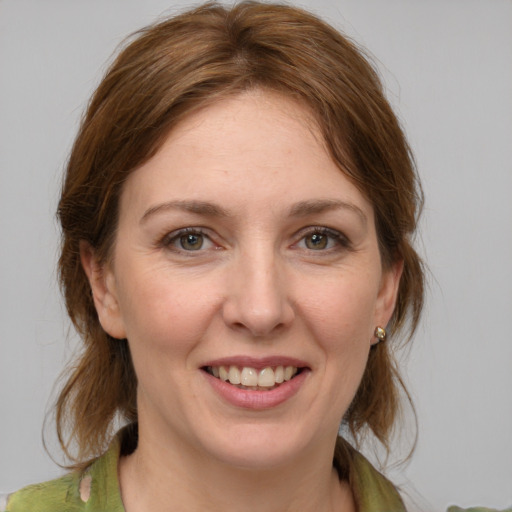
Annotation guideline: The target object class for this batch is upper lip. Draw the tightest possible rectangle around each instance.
[202,356,310,371]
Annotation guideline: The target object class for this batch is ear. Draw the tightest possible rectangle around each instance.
[79,241,127,340]
[372,259,404,344]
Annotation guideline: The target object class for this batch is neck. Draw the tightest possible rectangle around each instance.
[118,423,355,512]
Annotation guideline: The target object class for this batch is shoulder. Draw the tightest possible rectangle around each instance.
[2,471,84,512]
[3,430,127,512]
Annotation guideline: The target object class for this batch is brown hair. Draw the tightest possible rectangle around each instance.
[56,1,424,475]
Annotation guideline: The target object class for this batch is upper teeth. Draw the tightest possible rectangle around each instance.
[212,365,298,387]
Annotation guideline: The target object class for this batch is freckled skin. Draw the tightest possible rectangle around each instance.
[83,90,401,508]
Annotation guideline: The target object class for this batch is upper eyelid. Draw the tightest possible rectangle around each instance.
[297,225,341,234]
[161,227,214,247]
[163,226,210,238]
[293,226,351,249]
[294,225,347,240]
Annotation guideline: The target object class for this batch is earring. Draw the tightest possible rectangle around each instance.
[374,326,387,342]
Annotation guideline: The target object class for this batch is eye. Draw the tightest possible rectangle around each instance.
[296,227,349,251]
[163,228,215,252]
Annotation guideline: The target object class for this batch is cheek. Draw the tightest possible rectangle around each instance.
[294,276,377,425]
[114,262,222,356]
[299,272,379,350]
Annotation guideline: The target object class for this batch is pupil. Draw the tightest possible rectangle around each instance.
[181,234,203,250]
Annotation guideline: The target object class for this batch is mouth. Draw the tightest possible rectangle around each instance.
[203,365,304,391]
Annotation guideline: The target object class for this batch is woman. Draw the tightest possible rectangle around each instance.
[5,2,425,511]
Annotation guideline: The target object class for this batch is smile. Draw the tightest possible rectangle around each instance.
[205,365,301,390]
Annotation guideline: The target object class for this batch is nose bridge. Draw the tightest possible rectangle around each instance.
[223,240,293,336]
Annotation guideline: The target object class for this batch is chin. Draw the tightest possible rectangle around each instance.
[195,422,319,471]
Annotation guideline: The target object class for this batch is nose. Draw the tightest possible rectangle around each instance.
[222,247,295,338]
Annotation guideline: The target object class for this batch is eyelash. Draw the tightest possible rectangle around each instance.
[160,227,214,253]
[295,227,351,252]
[159,226,351,254]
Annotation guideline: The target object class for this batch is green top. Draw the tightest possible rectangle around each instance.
[447,508,512,512]
[3,432,510,512]
[4,433,125,512]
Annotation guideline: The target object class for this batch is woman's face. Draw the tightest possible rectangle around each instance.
[86,90,401,469]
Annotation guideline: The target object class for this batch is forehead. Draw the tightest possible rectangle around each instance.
[161,89,325,169]
[119,89,373,223]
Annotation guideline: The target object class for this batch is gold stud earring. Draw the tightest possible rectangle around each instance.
[374,326,387,342]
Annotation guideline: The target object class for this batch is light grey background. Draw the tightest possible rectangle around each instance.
[1,1,511,510]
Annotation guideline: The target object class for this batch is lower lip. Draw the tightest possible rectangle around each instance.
[203,369,309,410]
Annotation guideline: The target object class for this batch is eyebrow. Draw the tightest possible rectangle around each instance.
[140,198,367,225]
[141,200,230,224]
[289,199,367,225]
